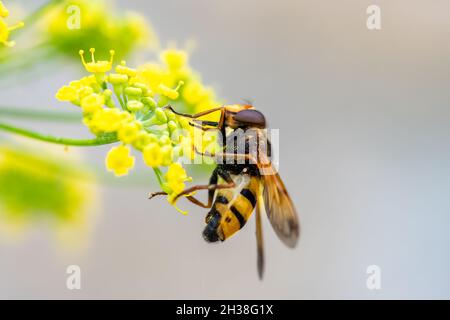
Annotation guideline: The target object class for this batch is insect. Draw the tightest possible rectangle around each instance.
[149,104,300,279]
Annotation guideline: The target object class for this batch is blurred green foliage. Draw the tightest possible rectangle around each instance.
[42,0,157,61]
[0,142,98,244]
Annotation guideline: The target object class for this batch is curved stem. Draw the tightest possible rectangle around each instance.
[0,122,118,146]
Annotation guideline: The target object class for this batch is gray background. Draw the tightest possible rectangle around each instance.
[0,0,449,299]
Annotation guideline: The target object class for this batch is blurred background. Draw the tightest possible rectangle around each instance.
[0,0,450,299]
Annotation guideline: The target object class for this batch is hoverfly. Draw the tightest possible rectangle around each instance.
[149,104,300,279]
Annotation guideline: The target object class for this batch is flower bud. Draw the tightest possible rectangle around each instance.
[102,89,115,108]
[142,97,157,110]
[127,100,144,112]
[165,109,177,121]
[132,82,149,95]
[55,86,77,102]
[159,83,181,100]
[178,117,191,130]
[118,121,141,144]
[116,61,137,77]
[81,93,104,113]
[155,107,168,123]
[161,145,173,166]
[159,135,171,146]
[78,86,94,99]
[124,86,143,97]
[132,131,153,150]
[143,142,162,168]
[168,120,178,133]
[108,73,129,85]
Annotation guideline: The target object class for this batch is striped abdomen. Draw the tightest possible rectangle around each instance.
[203,174,259,242]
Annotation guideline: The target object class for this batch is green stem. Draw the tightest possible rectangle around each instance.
[0,107,81,122]
[153,167,164,187]
[118,95,126,110]
[0,122,118,146]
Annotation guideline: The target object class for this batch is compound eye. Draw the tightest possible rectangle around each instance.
[234,109,266,128]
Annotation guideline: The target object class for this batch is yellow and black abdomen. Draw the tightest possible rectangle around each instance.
[203,175,260,242]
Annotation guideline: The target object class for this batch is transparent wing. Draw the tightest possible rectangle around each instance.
[255,129,300,248]
[255,184,265,279]
[261,169,300,248]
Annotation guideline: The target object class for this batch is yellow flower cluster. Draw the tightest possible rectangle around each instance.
[42,0,158,60]
[56,47,197,211]
[138,49,222,119]
[0,1,24,47]
[138,48,223,157]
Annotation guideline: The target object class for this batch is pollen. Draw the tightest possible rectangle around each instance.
[79,48,115,73]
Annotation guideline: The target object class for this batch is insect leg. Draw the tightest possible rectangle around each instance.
[172,182,235,203]
[163,105,224,119]
[149,191,212,209]
[193,120,219,127]
[189,120,219,131]
[148,191,167,199]
[149,168,220,208]
[184,167,218,208]
[183,196,209,208]
[172,169,234,203]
